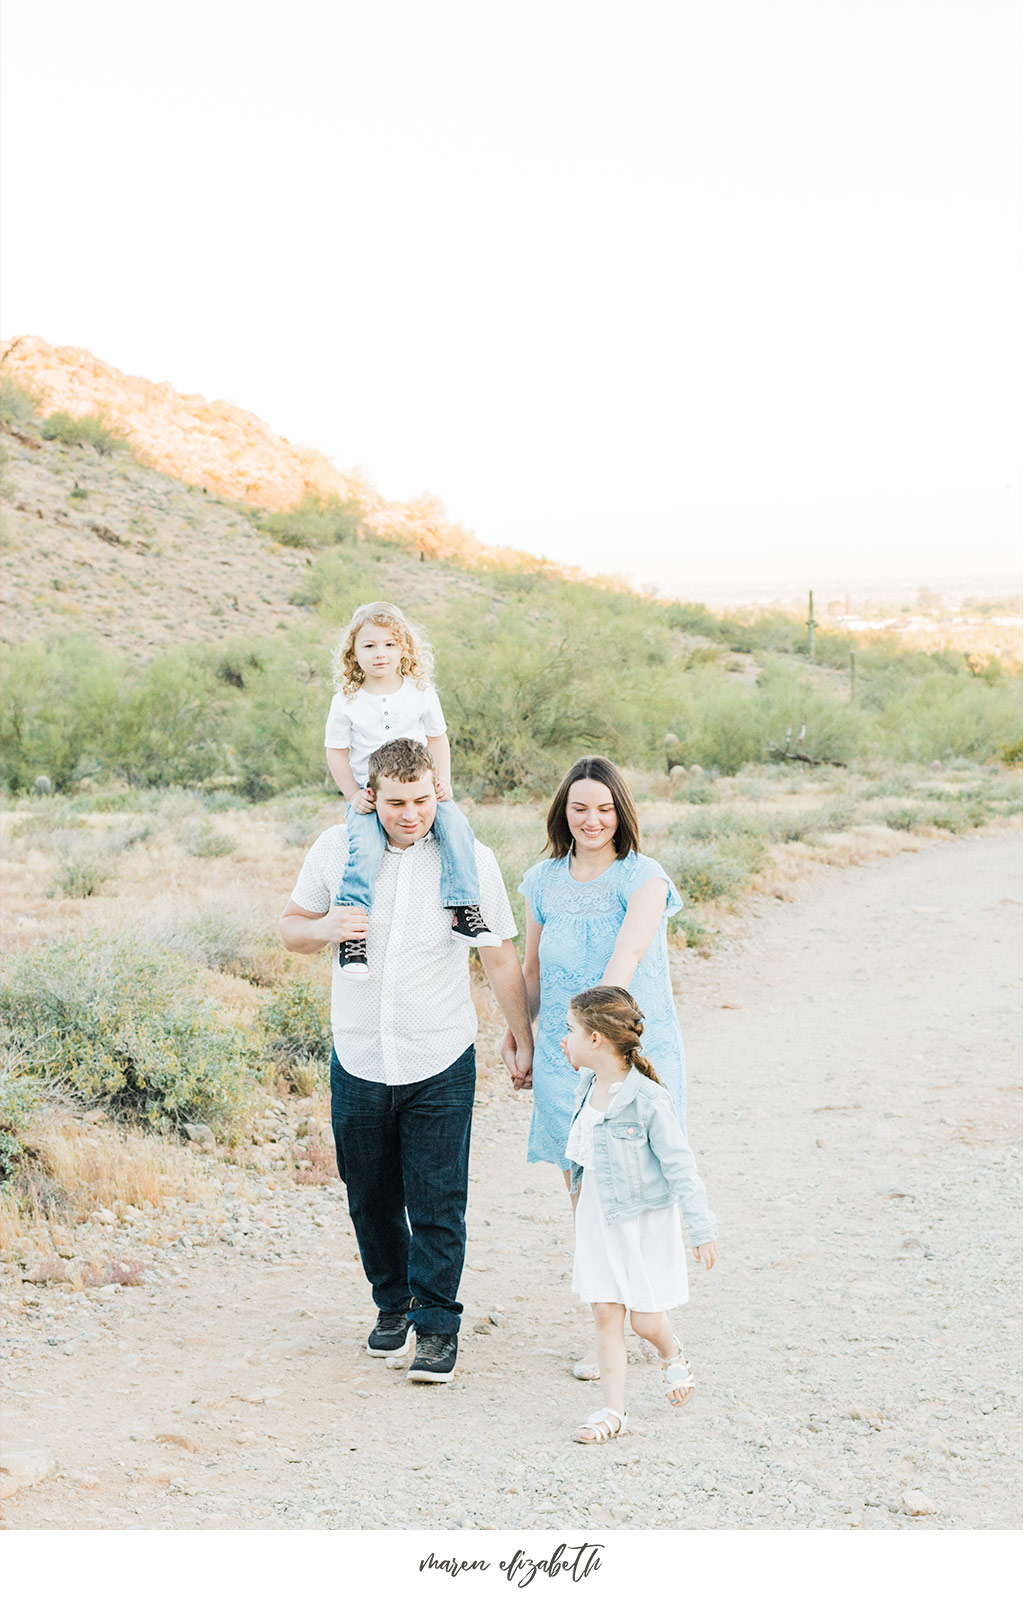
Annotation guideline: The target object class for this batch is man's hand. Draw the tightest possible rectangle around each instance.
[320,905,369,941]
[434,778,454,803]
[350,787,376,816]
[501,1026,532,1091]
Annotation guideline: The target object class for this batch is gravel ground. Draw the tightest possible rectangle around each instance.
[2,829,1020,1531]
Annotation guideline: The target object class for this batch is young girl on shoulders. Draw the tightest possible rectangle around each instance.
[561,984,718,1443]
[324,600,499,976]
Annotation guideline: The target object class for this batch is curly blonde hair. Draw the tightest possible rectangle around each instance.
[330,601,435,696]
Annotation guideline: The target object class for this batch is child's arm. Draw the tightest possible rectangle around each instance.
[646,1100,717,1255]
[426,733,453,802]
[327,748,375,814]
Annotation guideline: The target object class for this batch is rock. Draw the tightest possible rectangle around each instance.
[90,1208,117,1225]
[67,1470,99,1489]
[0,1447,58,1498]
[155,1433,200,1453]
[902,1489,936,1516]
[183,1122,216,1152]
[473,1320,493,1335]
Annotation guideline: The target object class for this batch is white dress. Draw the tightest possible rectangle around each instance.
[566,1083,690,1313]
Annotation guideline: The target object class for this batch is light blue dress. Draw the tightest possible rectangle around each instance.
[519,852,686,1167]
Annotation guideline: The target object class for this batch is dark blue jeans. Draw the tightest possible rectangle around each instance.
[329,1044,476,1336]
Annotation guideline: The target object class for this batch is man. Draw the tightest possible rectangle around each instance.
[279,737,533,1384]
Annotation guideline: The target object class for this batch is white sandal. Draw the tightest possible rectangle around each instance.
[662,1341,695,1407]
[575,1407,628,1444]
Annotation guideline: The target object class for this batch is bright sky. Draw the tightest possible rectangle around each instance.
[1,0,1020,591]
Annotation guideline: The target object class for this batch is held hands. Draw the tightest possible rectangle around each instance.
[692,1240,718,1271]
[501,1026,533,1091]
[350,787,376,815]
[434,778,454,803]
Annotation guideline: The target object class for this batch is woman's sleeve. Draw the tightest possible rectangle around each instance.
[622,854,683,917]
[517,862,545,924]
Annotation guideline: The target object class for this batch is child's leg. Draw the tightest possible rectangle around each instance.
[579,1301,627,1436]
[430,800,481,907]
[333,805,387,910]
[629,1309,694,1408]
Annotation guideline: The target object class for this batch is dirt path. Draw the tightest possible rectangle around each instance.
[3,831,1020,1530]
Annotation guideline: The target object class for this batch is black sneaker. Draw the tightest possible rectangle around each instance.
[338,938,369,979]
[449,906,501,947]
[366,1310,412,1357]
[407,1330,458,1383]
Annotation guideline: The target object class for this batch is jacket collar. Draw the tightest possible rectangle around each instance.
[573,1064,644,1113]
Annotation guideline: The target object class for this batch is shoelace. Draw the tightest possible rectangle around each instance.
[458,907,488,935]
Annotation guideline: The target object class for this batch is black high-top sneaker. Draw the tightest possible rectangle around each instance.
[338,937,369,978]
[449,906,501,947]
[366,1309,413,1357]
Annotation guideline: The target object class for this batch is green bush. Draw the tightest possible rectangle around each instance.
[178,819,235,858]
[46,844,118,899]
[40,410,130,455]
[663,829,768,902]
[0,375,41,427]
[259,978,332,1065]
[0,1059,40,1184]
[260,492,367,548]
[882,803,919,831]
[0,935,252,1132]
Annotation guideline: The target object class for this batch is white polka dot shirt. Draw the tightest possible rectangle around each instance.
[290,824,517,1084]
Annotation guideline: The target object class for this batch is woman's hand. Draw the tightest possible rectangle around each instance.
[350,788,376,815]
[434,778,454,803]
[693,1240,718,1270]
[501,1026,532,1090]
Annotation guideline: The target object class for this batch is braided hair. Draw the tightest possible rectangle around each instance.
[569,985,663,1085]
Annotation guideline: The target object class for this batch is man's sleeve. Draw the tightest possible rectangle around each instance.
[291,828,345,913]
[474,843,517,941]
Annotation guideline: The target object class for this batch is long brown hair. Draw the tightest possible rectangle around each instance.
[545,756,640,860]
[569,985,662,1085]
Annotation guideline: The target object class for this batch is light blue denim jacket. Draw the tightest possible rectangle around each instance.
[566,1067,717,1244]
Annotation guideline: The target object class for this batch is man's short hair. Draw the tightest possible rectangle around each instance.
[368,738,436,789]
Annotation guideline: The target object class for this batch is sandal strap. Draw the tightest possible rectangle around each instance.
[579,1407,626,1441]
[663,1362,695,1388]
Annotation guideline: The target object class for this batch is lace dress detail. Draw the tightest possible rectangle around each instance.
[519,852,686,1166]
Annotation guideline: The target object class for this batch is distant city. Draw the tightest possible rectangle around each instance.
[657,575,1022,618]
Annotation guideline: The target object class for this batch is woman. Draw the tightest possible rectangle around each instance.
[502,756,687,1373]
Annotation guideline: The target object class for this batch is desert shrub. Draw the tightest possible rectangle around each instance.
[259,979,332,1066]
[278,1053,327,1098]
[40,410,131,455]
[260,492,368,549]
[46,843,118,899]
[157,904,284,986]
[0,374,41,427]
[0,1060,40,1184]
[0,935,252,1132]
[1000,738,1023,767]
[663,829,768,902]
[178,819,235,858]
[882,803,919,831]
[0,635,123,793]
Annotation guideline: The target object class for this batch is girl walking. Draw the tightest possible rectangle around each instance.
[561,985,717,1444]
[324,600,499,975]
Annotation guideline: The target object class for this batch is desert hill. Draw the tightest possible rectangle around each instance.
[0,338,578,660]
[0,335,545,568]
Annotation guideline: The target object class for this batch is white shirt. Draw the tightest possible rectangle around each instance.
[324,680,447,787]
[290,824,517,1085]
